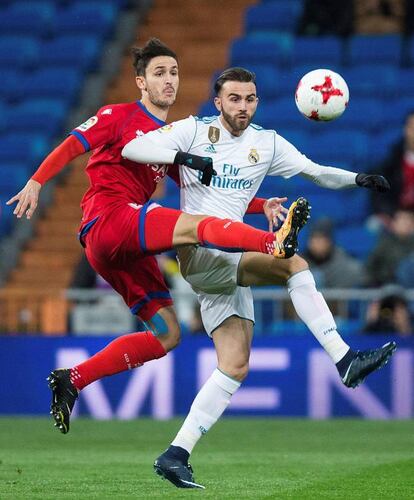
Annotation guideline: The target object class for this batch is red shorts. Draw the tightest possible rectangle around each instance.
[80,201,182,321]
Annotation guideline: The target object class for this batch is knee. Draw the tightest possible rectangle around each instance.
[220,361,249,382]
[159,323,181,352]
[285,255,309,280]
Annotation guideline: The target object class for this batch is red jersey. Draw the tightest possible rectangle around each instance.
[70,101,179,222]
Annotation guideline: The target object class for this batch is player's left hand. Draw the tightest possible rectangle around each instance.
[264,197,289,231]
[6,179,41,219]
[174,152,217,187]
[355,173,390,193]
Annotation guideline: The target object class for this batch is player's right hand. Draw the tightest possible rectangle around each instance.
[6,179,41,219]
[174,152,217,187]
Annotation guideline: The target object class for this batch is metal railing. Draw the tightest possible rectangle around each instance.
[1,287,413,335]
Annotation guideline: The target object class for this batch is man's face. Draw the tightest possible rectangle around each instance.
[136,56,179,108]
[308,233,332,259]
[214,81,258,135]
[392,210,414,238]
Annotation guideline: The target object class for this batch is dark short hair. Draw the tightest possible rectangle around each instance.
[214,67,256,95]
[132,38,178,76]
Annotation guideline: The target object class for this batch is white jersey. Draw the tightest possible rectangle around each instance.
[143,115,316,221]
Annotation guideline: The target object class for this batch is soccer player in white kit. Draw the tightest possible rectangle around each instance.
[122,67,397,489]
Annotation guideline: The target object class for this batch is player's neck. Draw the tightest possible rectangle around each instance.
[219,115,244,138]
[140,98,169,122]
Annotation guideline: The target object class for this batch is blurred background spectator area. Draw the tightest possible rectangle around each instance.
[0,0,413,336]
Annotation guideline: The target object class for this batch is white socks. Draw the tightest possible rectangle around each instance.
[287,269,350,363]
[171,368,240,454]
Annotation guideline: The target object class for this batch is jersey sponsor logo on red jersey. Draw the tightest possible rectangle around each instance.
[150,164,168,183]
[102,108,112,115]
[77,116,98,132]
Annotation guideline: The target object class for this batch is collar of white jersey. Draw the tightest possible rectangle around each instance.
[217,115,252,141]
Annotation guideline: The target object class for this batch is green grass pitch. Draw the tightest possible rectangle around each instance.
[1,418,413,499]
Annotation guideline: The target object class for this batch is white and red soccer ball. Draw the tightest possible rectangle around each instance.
[295,69,349,121]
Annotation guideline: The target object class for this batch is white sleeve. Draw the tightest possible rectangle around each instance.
[268,133,315,178]
[299,163,358,189]
[121,116,197,164]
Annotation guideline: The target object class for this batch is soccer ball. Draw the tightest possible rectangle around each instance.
[295,69,349,121]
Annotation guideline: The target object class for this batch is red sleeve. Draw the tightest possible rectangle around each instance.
[167,164,180,186]
[246,197,266,214]
[31,135,85,185]
[69,104,127,152]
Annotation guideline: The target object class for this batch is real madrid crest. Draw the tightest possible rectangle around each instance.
[248,148,259,164]
[208,126,220,144]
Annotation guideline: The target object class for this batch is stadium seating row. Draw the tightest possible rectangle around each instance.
[231,34,414,68]
[0,0,123,238]
[0,36,101,71]
[0,1,118,38]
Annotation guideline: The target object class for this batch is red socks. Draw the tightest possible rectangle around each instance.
[197,216,275,254]
[70,331,166,390]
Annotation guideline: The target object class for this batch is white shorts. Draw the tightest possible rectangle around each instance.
[177,246,254,336]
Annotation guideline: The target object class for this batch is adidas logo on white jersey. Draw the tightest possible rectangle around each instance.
[204,144,217,154]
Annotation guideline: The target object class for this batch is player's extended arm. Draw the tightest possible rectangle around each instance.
[122,136,217,186]
[300,163,390,192]
[6,135,85,219]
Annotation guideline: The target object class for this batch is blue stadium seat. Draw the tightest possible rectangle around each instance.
[304,130,369,167]
[230,36,290,68]
[336,225,378,259]
[0,36,39,69]
[305,190,368,225]
[330,98,383,132]
[0,4,53,36]
[55,2,117,38]
[256,97,300,129]
[344,64,398,98]
[16,68,82,103]
[383,97,414,128]
[407,35,414,66]
[245,2,303,34]
[292,36,344,67]
[0,70,20,102]
[197,101,217,118]
[348,35,402,65]
[0,133,49,164]
[368,128,402,167]
[0,196,14,237]
[39,36,100,70]
[239,64,281,100]
[6,99,67,138]
[0,164,31,195]
[399,69,414,97]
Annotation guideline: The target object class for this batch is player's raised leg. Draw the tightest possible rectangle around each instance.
[154,316,251,489]
[238,253,397,387]
[146,198,310,258]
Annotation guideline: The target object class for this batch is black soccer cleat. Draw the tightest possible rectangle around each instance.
[341,341,397,388]
[47,369,78,434]
[274,197,311,258]
[154,452,205,489]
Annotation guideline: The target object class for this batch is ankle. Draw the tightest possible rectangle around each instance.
[336,348,356,377]
[165,445,190,464]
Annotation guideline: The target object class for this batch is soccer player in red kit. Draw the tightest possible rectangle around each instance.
[7,39,309,434]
